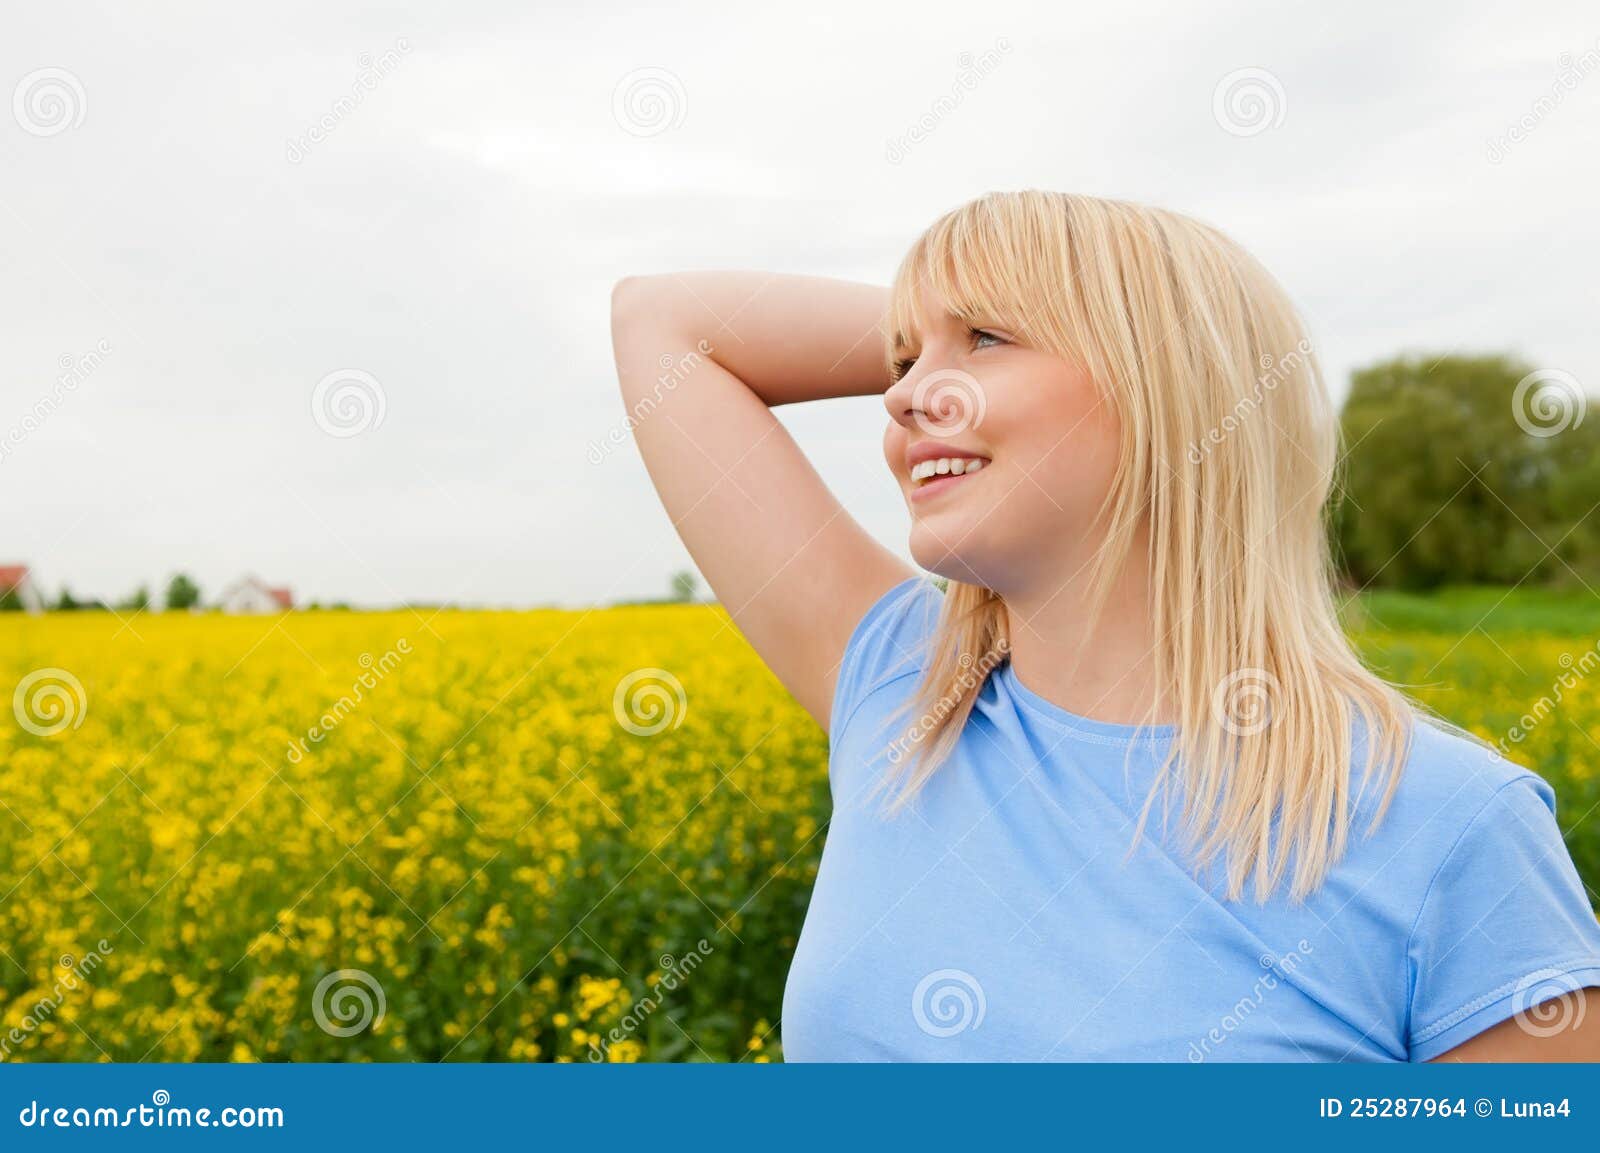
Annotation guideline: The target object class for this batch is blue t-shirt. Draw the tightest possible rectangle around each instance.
[781,578,1600,1061]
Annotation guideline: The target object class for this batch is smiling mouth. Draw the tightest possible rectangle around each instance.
[910,456,988,486]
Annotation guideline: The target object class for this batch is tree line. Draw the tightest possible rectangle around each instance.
[1334,354,1597,590]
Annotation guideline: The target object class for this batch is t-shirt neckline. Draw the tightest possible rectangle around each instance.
[996,661,1179,745]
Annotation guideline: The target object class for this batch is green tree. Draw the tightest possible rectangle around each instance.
[118,584,151,612]
[670,570,699,602]
[54,586,83,611]
[1334,354,1599,590]
[165,573,202,611]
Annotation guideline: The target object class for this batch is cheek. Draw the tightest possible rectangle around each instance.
[992,378,1120,520]
[1029,415,1120,506]
[882,423,908,480]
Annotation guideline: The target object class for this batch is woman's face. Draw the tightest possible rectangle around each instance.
[882,290,1122,595]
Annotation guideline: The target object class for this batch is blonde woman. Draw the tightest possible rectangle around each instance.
[609,191,1600,1062]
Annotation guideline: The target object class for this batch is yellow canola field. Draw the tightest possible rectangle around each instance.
[0,604,1593,1061]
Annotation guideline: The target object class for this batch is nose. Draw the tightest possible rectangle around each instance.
[884,364,919,430]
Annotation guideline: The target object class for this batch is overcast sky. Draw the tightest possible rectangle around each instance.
[3,0,1596,607]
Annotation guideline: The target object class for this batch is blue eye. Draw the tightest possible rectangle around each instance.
[971,328,1006,349]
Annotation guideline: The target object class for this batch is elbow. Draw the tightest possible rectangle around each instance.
[610,275,679,403]
[609,274,665,336]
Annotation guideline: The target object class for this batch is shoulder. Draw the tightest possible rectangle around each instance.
[1367,714,1554,846]
[1382,719,1600,1059]
[829,576,943,739]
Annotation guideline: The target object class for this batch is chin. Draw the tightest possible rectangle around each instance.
[908,522,995,588]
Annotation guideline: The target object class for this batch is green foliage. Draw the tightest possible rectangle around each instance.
[1334,354,1599,590]
[165,572,202,611]
[669,570,699,603]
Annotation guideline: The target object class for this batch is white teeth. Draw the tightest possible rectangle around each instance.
[910,457,989,484]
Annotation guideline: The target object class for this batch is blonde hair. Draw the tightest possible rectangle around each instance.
[881,190,1416,902]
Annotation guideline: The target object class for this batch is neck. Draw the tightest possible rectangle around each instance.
[998,535,1169,726]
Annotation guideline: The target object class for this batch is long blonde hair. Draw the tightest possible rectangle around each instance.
[882,190,1415,902]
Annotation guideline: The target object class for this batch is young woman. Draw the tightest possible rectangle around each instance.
[609,190,1600,1062]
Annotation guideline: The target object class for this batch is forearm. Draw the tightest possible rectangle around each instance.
[610,272,890,406]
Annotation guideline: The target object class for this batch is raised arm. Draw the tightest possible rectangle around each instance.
[609,273,913,728]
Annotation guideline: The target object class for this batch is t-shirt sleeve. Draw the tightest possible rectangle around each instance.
[1405,774,1600,1061]
[828,576,943,739]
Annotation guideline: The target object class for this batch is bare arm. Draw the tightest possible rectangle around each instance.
[609,272,913,728]
[1432,990,1599,1061]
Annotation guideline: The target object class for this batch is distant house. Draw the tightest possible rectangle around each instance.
[0,564,45,613]
[219,575,294,614]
